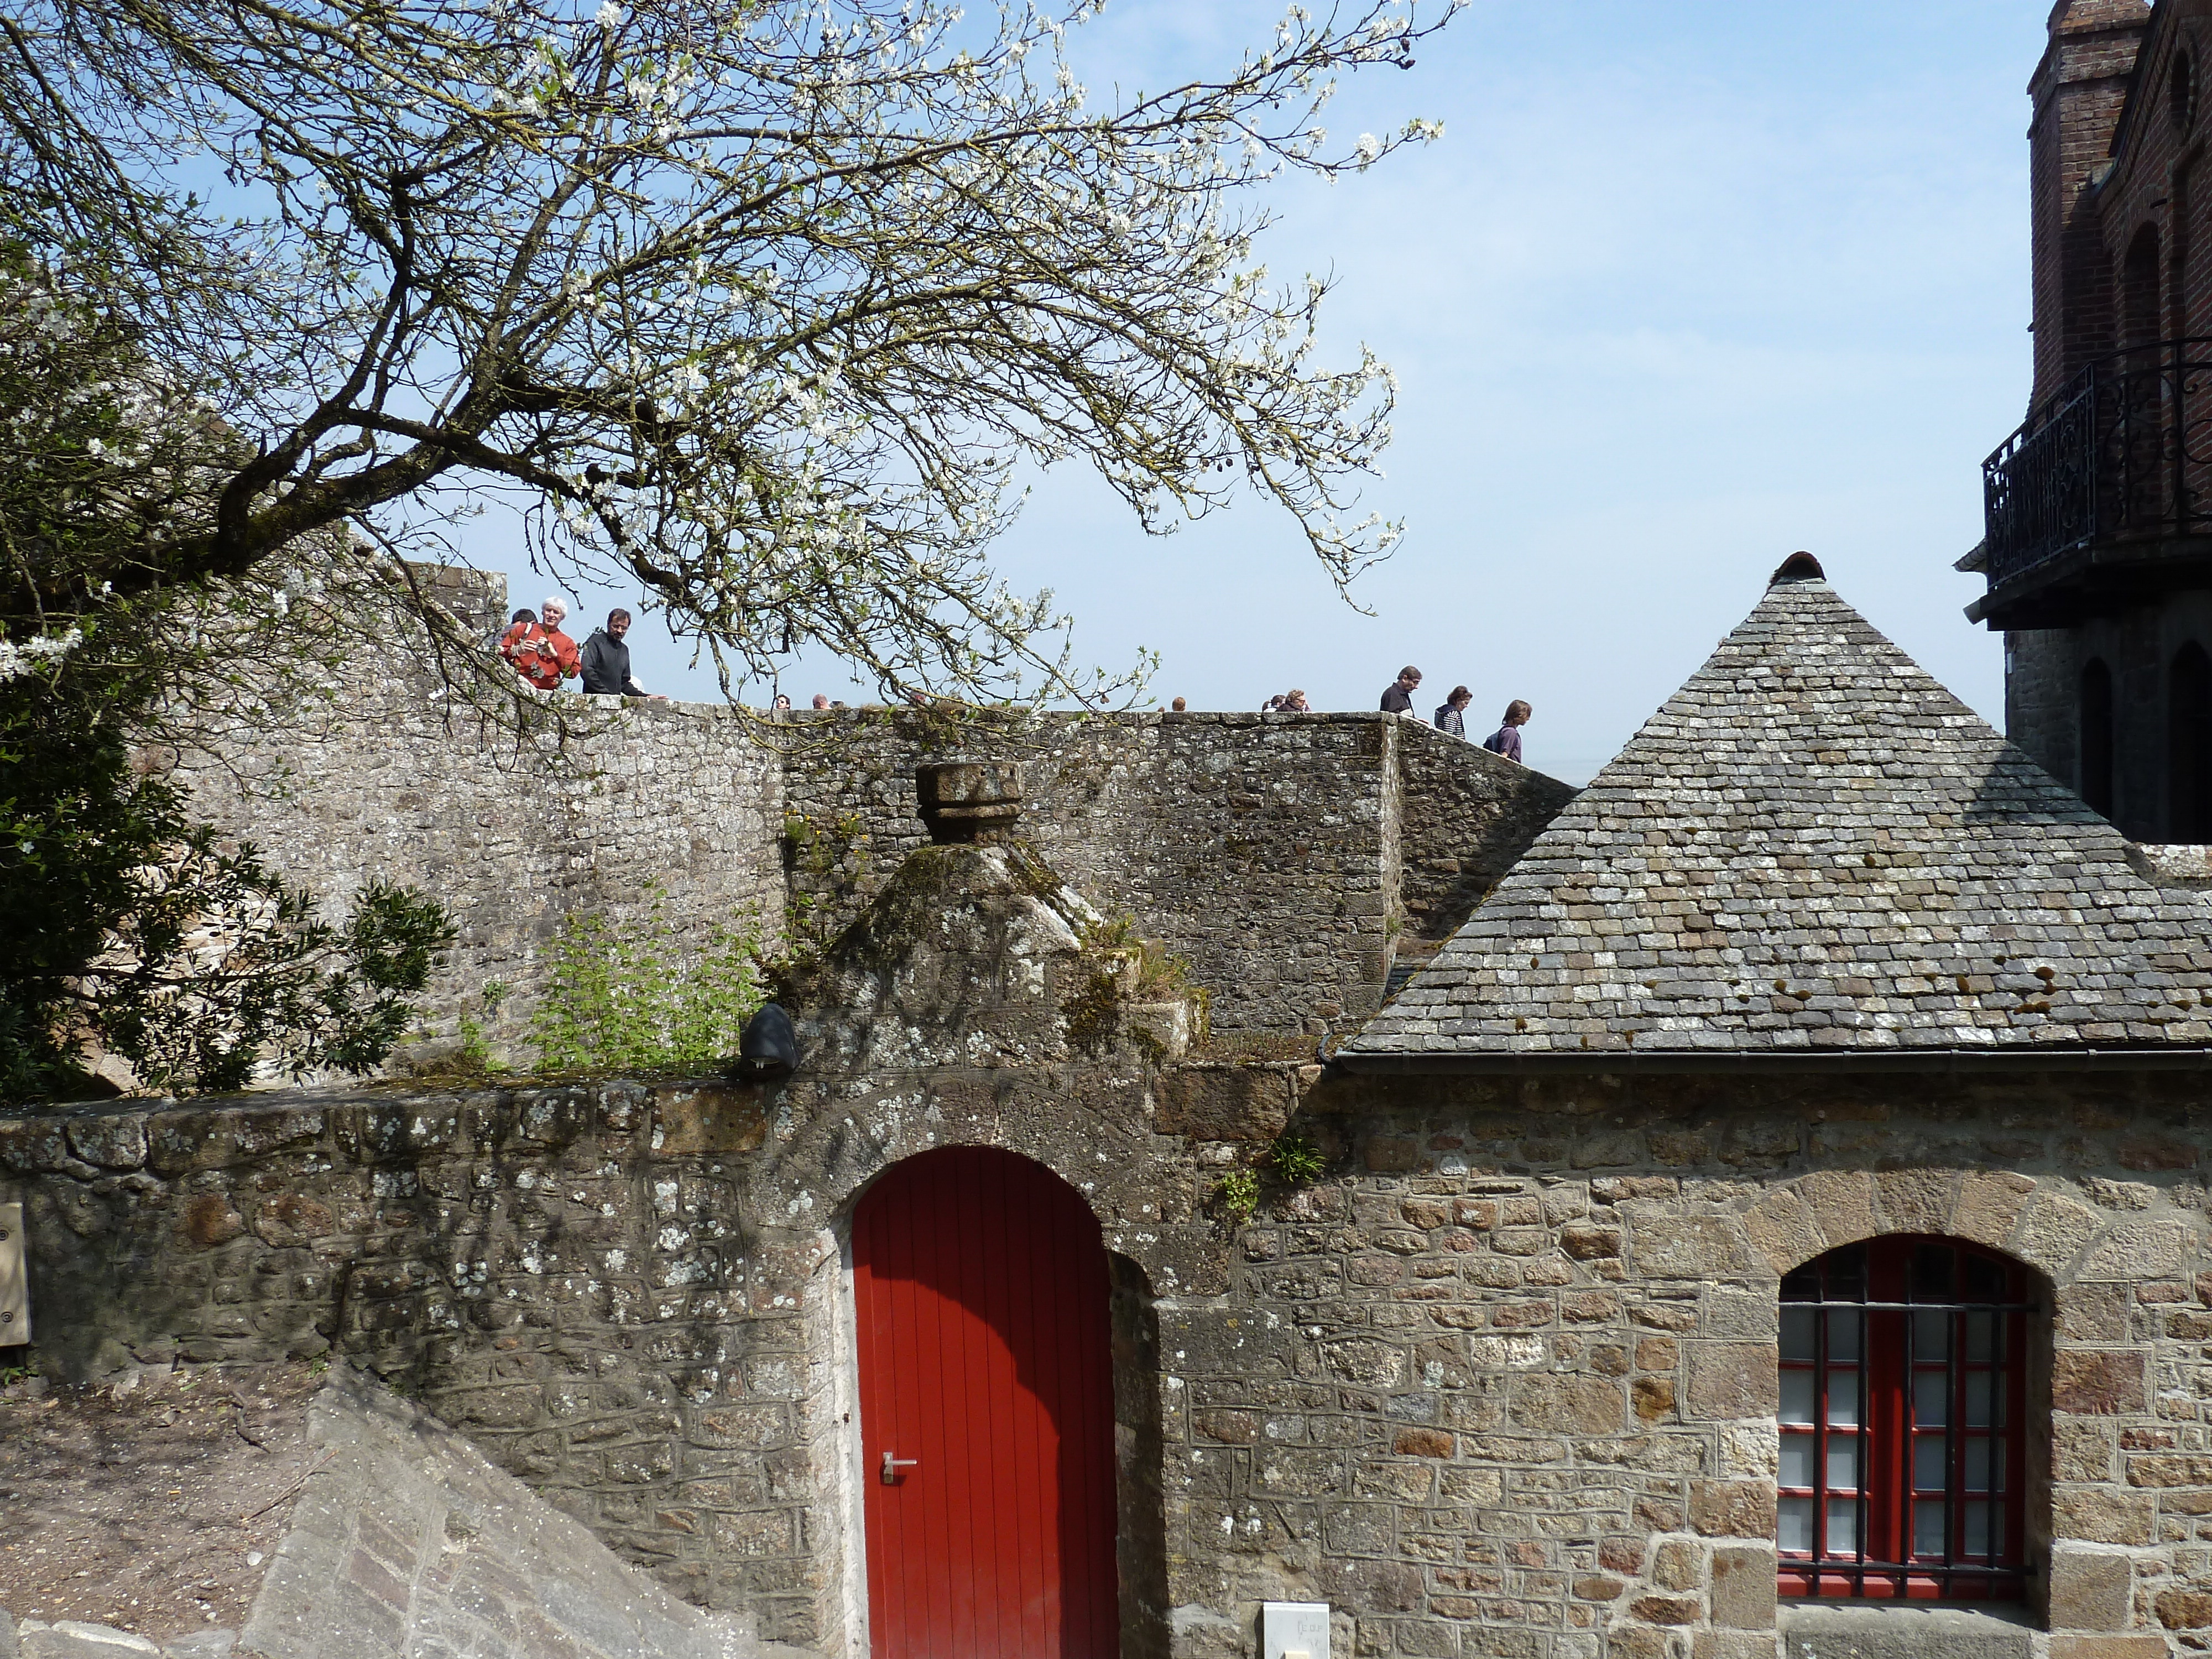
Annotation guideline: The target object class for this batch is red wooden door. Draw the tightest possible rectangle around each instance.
[853,1146,1120,1659]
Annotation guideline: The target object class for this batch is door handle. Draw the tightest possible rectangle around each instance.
[881,1451,919,1485]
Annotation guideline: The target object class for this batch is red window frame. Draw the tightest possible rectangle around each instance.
[1777,1236,2032,1601]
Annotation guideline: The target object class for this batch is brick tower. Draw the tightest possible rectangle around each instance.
[1970,0,2212,844]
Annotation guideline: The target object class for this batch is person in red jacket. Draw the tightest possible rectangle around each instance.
[500,597,581,690]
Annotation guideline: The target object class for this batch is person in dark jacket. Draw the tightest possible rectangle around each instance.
[1434,685,1472,738]
[1380,665,1422,713]
[579,609,667,701]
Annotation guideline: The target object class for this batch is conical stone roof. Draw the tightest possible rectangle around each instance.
[1345,570,2212,1058]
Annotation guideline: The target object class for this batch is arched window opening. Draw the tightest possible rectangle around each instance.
[1778,1237,2036,1603]
[2170,641,2212,842]
[2175,50,2197,131]
[2081,657,2116,817]
[2124,224,2163,347]
[2118,227,2169,526]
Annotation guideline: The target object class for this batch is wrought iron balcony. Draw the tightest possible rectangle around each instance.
[1975,338,2212,627]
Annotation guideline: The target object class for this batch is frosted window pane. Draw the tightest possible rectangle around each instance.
[1965,1312,1994,1361]
[1964,1501,1991,1558]
[1914,1499,1946,1558]
[1826,1435,1859,1491]
[1781,1370,1815,1426]
[1828,1370,1860,1426]
[1827,1496,1858,1555]
[1964,1439,1990,1492]
[1965,1372,1992,1428]
[1914,1370,1949,1427]
[1914,1310,1950,1360]
[1780,1434,1814,1489]
[1914,1434,1947,1491]
[1782,1307,1816,1363]
[1827,1310,1861,1363]
[1778,1496,1814,1553]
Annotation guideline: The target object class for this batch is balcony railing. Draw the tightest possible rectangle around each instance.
[1982,337,2212,589]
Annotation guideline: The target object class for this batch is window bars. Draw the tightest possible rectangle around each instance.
[1777,1238,2032,1601]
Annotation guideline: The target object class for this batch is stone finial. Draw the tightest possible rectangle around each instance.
[915,761,1024,843]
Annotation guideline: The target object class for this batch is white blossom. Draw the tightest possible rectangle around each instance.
[0,627,85,684]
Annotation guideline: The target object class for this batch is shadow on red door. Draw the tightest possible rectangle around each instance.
[853,1146,1120,1658]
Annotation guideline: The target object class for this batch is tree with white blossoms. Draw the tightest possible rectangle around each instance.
[0,0,1455,702]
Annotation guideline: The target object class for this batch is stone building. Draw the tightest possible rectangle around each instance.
[13,561,2212,1659]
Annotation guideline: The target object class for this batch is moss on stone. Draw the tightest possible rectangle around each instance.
[1004,842,1070,902]
[1062,964,1127,1055]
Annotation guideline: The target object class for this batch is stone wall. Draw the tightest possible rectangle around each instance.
[1238,1068,2212,1659]
[2001,591,2212,844]
[777,709,1443,1035]
[168,595,1575,1057]
[253,1364,800,1659]
[172,682,788,1066]
[32,737,2193,1659]
[12,1061,2212,1659]
[1,1080,839,1640]
[2005,627,2080,813]
[1392,722,1579,943]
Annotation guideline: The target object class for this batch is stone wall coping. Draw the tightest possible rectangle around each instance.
[0,1057,1321,1143]
[497,693,1568,766]
[2,1076,670,1120]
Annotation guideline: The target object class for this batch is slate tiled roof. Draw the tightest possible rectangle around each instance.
[1347,571,2212,1056]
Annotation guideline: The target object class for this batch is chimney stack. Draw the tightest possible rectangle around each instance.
[915,761,1024,843]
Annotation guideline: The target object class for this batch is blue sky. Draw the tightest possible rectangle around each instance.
[494,0,2038,785]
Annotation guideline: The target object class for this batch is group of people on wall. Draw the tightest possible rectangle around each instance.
[498,597,667,701]
[1380,665,1532,762]
[493,610,1531,763]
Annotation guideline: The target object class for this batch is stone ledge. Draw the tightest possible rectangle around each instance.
[1778,1601,2036,1659]
[2124,843,2212,888]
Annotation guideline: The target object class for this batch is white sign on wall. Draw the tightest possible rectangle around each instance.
[0,1202,26,1344]
[1261,1600,1331,1659]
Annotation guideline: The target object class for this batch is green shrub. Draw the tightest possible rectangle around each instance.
[530,894,766,1076]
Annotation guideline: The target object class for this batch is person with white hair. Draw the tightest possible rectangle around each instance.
[502,594,581,690]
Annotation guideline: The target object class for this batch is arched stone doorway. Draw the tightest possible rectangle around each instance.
[851,1145,1121,1658]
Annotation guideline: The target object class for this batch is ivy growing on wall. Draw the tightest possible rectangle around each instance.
[780,810,874,958]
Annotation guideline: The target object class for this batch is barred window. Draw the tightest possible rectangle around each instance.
[1778,1237,2033,1601]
